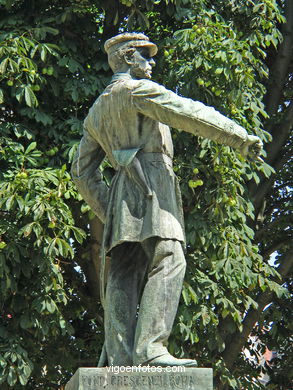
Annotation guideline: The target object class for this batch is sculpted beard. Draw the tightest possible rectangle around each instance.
[131,61,152,79]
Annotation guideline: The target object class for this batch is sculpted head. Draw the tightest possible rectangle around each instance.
[104,33,157,79]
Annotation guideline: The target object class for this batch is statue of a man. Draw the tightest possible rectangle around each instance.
[71,33,262,367]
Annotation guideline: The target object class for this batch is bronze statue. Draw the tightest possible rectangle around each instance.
[71,33,262,367]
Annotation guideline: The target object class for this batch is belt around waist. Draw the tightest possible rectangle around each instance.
[140,152,173,167]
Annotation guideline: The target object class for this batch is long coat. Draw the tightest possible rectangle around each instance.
[71,72,249,253]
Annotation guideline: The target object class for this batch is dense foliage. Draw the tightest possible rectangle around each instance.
[0,0,292,389]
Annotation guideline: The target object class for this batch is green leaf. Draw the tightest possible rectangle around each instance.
[188,284,198,303]
[46,299,56,313]
[253,3,263,13]
[182,286,191,305]
[261,162,275,178]
[40,46,47,61]
[23,364,32,377]
[43,26,59,35]
[24,86,38,107]
[0,58,9,74]
[19,222,34,237]
[5,195,15,210]
[25,141,37,154]
[19,373,29,386]
[7,367,17,386]
[72,226,86,244]
[215,67,223,74]
[15,86,24,102]
[59,318,66,330]
[34,110,53,125]
[20,314,32,329]
[0,354,7,368]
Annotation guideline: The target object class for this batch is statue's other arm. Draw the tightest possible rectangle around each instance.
[131,80,262,159]
[71,129,109,223]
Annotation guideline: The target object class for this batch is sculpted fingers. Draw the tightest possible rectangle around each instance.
[240,135,264,161]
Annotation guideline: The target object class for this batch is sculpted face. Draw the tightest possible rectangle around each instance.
[128,47,156,79]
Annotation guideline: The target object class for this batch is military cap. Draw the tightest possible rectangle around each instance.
[104,33,158,57]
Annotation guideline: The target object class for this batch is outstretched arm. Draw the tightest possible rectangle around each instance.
[71,129,109,223]
[131,80,263,159]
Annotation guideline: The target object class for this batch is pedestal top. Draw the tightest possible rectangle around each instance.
[65,367,213,390]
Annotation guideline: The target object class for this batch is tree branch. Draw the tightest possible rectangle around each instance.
[266,100,293,166]
[264,0,293,120]
[261,238,292,259]
[73,240,100,300]
[221,247,293,370]
[247,0,293,214]
[255,214,293,240]
[264,195,292,218]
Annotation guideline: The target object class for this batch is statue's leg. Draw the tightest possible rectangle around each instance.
[104,241,149,366]
[133,238,186,365]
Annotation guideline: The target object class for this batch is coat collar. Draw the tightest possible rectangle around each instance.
[111,72,132,83]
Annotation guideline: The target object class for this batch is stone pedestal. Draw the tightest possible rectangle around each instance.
[65,367,213,390]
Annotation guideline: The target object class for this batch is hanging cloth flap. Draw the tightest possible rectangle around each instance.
[112,148,140,167]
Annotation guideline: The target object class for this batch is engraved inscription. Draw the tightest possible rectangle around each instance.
[81,373,202,389]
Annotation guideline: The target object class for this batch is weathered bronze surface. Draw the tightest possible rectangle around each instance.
[71,32,263,367]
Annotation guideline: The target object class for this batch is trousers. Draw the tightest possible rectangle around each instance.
[104,238,186,366]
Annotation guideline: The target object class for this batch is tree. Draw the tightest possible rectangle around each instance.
[0,0,291,389]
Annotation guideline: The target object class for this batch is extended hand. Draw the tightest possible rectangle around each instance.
[241,135,264,162]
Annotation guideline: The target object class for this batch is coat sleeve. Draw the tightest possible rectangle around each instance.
[131,80,249,154]
[71,129,109,223]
